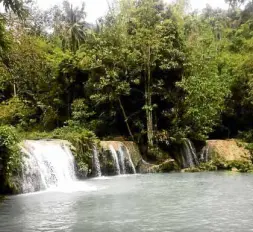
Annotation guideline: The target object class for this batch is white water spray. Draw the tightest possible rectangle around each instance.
[181,139,199,168]
[109,145,121,175]
[21,140,77,193]
[92,147,102,177]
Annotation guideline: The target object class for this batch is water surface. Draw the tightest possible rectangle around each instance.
[1,172,253,232]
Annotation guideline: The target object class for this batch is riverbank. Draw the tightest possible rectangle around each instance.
[1,125,253,195]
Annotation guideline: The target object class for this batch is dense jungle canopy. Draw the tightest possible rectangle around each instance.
[0,0,253,148]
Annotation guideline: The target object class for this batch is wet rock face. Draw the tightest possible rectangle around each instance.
[171,139,203,169]
[75,164,89,179]
[136,159,156,174]
[99,149,116,176]
[207,140,251,162]
[20,172,42,193]
[121,141,142,167]
[20,151,45,193]
[137,159,178,174]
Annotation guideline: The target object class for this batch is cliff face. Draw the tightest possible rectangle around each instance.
[207,140,251,162]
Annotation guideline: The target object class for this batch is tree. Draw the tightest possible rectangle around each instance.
[77,9,136,140]
[75,0,185,147]
[127,0,185,148]
[51,0,87,53]
[0,0,26,57]
[0,29,68,129]
[225,0,248,9]
[0,0,25,18]
[173,12,232,141]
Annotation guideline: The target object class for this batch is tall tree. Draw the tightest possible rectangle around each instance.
[0,0,25,18]
[52,0,87,53]
[225,0,247,9]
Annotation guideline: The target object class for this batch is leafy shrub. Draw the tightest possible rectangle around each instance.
[196,158,253,173]
[69,99,95,125]
[0,97,35,128]
[148,146,171,162]
[53,126,98,175]
[238,130,253,143]
[0,125,21,193]
[198,162,218,171]
[227,160,253,172]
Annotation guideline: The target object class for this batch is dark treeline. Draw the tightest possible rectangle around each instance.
[0,0,253,151]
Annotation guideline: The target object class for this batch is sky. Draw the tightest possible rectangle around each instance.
[36,0,228,22]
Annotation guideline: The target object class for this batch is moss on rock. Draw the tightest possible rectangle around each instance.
[137,159,179,173]
[121,141,142,167]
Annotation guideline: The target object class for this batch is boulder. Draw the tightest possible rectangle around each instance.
[137,159,178,173]
[207,139,251,162]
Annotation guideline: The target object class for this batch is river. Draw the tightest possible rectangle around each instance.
[0,172,253,232]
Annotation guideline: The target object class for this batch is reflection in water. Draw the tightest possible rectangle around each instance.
[1,173,253,232]
[0,196,5,205]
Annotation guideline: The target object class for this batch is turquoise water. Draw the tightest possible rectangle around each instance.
[0,172,253,232]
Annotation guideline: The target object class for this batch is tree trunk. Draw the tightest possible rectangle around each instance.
[13,80,17,97]
[118,97,135,141]
[146,45,153,148]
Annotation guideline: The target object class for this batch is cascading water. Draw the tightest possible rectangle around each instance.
[21,140,76,193]
[118,146,126,174]
[119,145,136,174]
[19,139,141,193]
[180,139,199,168]
[92,148,102,177]
[109,144,121,175]
[199,146,209,163]
[100,142,139,175]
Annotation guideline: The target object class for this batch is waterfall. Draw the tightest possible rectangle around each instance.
[119,145,136,174]
[109,144,121,175]
[199,146,209,163]
[20,139,140,193]
[181,139,199,168]
[100,141,140,175]
[21,140,76,193]
[92,148,102,177]
[118,146,126,174]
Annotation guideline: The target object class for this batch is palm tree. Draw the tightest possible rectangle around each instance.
[0,0,25,56]
[0,0,25,18]
[55,0,87,53]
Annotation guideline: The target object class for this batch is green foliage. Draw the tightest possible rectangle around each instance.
[67,98,95,127]
[0,20,10,57]
[52,126,97,176]
[194,157,253,172]
[225,0,247,9]
[157,159,180,172]
[0,0,25,18]
[237,131,253,161]
[0,0,253,173]
[148,146,171,162]
[0,125,21,193]
[175,15,232,140]
[185,159,253,173]
[0,97,35,128]
[0,30,69,130]
[50,0,87,52]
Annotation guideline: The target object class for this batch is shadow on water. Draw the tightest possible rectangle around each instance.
[0,195,6,204]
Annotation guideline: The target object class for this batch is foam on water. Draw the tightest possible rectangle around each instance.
[21,140,84,193]
[93,176,112,180]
